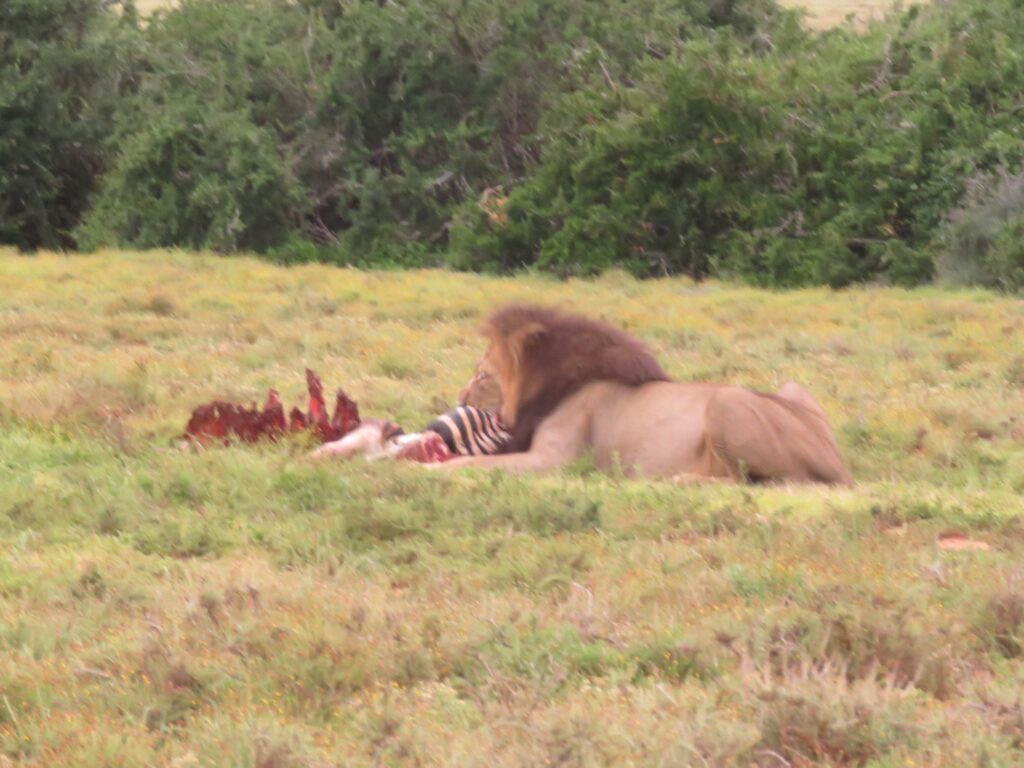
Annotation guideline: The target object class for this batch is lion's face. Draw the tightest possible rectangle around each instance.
[458,321,543,427]
[457,356,504,415]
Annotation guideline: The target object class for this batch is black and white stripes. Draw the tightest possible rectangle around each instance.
[424,406,510,457]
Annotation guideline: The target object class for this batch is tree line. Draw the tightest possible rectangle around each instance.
[3,0,1023,289]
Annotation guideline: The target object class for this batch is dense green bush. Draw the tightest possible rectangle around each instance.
[938,172,1024,292]
[75,0,310,253]
[78,0,786,257]
[451,0,1024,286]
[4,0,1024,289]
[0,0,142,250]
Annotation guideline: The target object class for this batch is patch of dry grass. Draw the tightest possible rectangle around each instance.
[778,0,901,28]
[135,0,175,14]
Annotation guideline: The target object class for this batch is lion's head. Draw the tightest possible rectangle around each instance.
[459,304,670,451]
[457,368,503,413]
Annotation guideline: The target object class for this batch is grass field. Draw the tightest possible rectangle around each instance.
[2,249,1024,766]
[132,0,903,27]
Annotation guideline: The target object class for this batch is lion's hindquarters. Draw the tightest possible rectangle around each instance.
[705,387,852,485]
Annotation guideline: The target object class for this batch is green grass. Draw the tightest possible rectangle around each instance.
[133,0,901,29]
[2,248,1024,766]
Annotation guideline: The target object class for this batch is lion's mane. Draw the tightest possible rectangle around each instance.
[485,304,670,452]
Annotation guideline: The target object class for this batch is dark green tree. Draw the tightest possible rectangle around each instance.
[0,0,142,250]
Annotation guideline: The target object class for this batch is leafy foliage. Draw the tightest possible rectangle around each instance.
[78,0,786,258]
[5,0,1024,289]
[453,0,1024,286]
[0,0,142,250]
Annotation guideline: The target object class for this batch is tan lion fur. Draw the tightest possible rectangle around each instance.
[447,304,852,486]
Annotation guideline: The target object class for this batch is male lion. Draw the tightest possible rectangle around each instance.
[436,304,853,485]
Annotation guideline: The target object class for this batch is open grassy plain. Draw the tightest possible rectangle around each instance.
[2,249,1024,766]
[132,0,902,28]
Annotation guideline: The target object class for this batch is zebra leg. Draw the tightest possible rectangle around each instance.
[309,423,387,460]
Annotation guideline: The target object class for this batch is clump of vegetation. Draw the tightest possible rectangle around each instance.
[453,0,1024,286]
[76,0,788,259]
[753,663,920,764]
[938,171,1024,292]
[0,0,142,250]
[974,578,1024,658]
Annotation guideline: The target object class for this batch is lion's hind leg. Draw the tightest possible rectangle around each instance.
[772,382,852,485]
[704,387,852,486]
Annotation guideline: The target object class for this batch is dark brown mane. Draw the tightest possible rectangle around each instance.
[488,304,670,452]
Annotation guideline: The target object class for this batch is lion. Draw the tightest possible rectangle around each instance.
[433,304,853,485]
